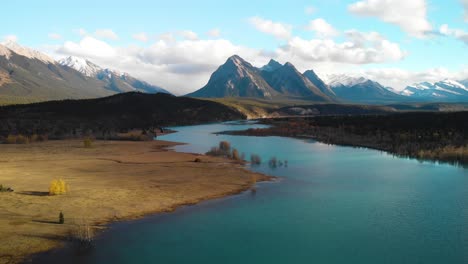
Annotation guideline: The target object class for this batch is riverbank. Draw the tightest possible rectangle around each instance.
[0,140,272,264]
[222,113,467,166]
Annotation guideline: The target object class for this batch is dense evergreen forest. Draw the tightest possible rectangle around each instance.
[225,112,468,166]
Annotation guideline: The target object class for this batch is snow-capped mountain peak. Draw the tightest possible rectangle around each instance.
[325,74,369,87]
[438,79,468,91]
[59,56,102,77]
[0,40,55,63]
[400,79,468,101]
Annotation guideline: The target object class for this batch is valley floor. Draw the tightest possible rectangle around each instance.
[0,140,271,264]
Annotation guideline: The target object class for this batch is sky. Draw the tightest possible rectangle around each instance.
[1,0,467,94]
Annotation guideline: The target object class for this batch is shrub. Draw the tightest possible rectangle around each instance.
[0,184,13,192]
[5,135,17,144]
[49,179,68,195]
[59,211,65,224]
[69,220,94,249]
[83,137,93,148]
[268,157,278,168]
[232,148,240,161]
[15,135,29,144]
[250,154,261,165]
[219,141,231,153]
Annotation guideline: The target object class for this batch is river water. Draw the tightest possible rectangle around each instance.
[35,121,468,264]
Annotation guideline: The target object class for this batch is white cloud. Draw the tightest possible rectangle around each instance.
[53,26,409,95]
[356,67,468,90]
[77,28,87,36]
[248,16,292,40]
[57,36,117,59]
[440,24,468,45]
[48,33,62,40]
[305,6,316,15]
[133,32,149,42]
[1,35,18,43]
[54,36,266,95]
[463,0,468,22]
[348,0,432,38]
[158,32,176,42]
[306,18,339,38]
[276,30,405,65]
[207,28,221,38]
[94,29,119,40]
[179,30,198,40]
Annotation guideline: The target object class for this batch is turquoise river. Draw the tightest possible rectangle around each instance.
[36,121,467,264]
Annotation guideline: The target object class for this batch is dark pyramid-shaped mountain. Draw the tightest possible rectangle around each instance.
[187,55,277,98]
[303,69,336,98]
[260,59,282,72]
[261,62,332,101]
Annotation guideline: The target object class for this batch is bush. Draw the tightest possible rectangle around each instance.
[5,135,16,144]
[219,141,231,153]
[0,184,14,192]
[269,157,278,168]
[232,148,241,161]
[69,220,94,249]
[15,135,29,144]
[250,154,261,165]
[49,179,69,195]
[207,141,232,158]
[83,137,93,148]
[59,211,65,224]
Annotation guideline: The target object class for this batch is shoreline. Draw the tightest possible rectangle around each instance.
[221,115,467,167]
[0,139,274,264]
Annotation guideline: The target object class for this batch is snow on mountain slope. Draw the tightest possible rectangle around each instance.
[58,56,102,77]
[400,79,468,101]
[1,40,55,63]
[325,74,369,87]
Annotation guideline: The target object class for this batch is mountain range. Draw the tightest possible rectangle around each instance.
[0,41,169,105]
[189,55,468,104]
[187,56,333,102]
[0,41,467,105]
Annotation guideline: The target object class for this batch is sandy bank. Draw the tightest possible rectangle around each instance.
[0,140,272,264]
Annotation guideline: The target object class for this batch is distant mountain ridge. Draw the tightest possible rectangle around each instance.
[325,74,408,103]
[400,80,468,102]
[0,42,169,105]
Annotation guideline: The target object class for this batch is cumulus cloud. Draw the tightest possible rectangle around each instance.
[52,25,412,95]
[54,36,267,95]
[356,67,468,90]
[133,32,149,42]
[158,32,176,42]
[57,36,117,59]
[463,0,468,22]
[48,33,62,40]
[348,0,432,38]
[207,28,221,38]
[94,29,119,40]
[178,30,198,41]
[276,30,405,65]
[248,16,292,40]
[305,6,316,15]
[77,28,87,36]
[306,18,339,38]
[440,24,468,45]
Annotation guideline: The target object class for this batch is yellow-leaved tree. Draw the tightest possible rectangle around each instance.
[49,179,69,195]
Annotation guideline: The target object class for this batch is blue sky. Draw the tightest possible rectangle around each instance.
[1,0,467,94]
